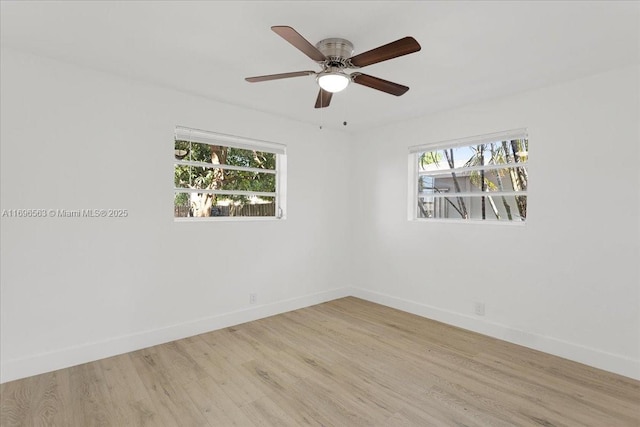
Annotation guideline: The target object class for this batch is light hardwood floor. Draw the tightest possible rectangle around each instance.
[1,297,639,426]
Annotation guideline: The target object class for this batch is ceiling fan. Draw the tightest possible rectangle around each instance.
[245,26,421,108]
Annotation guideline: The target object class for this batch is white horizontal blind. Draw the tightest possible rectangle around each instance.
[416,191,524,198]
[175,160,277,175]
[175,126,286,155]
[177,188,276,198]
[408,128,527,154]
[418,162,523,177]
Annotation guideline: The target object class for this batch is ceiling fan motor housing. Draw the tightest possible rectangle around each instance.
[316,38,354,67]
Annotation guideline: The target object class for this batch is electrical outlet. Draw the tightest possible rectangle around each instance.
[474,302,485,316]
[249,293,257,305]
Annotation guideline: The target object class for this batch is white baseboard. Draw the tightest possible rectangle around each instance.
[349,287,640,381]
[3,285,638,383]
[0,287,351,384]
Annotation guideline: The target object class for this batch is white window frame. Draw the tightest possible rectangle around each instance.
[408,128,528,224]
[174,126,287,221]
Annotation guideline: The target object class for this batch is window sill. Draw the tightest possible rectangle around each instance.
[174,216,285,223]
[410,218,526,226]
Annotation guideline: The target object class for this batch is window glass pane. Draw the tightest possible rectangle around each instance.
[418,139,528,172]
[174,166,276,192]
[227,147,276,170]
[175,140,276,170]
[417,195,527,221]
[174,193,276,218]
[419,145,478,172]
[419,166,528,193]
[223,170,276,192]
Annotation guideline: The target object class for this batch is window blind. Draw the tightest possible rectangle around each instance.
[408,128,527,154]
[175,126,286,155]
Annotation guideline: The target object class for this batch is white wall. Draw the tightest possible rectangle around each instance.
[350,65,640,379]
[0,49,352,382]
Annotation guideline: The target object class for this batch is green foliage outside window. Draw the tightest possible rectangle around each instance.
[174,140,276,217]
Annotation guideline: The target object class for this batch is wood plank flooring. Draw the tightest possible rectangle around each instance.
[1,297,639,426]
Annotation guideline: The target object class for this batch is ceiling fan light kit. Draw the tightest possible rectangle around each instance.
[317,69,350,93]
[246,26,421,109]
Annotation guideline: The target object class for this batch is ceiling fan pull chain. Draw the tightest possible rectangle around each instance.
[343,91,348,127]
[319,90,324,129]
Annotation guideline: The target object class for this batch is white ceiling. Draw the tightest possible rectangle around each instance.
[1,1,638,132]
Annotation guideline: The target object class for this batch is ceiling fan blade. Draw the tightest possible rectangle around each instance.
[314,89,332,108]
[272,26,327,62]
[245,71,315,82]
[348,37,421,68]
[352,73,409,96]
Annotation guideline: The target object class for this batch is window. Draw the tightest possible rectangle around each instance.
[409,129,528,223]
[174,126,286,220]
